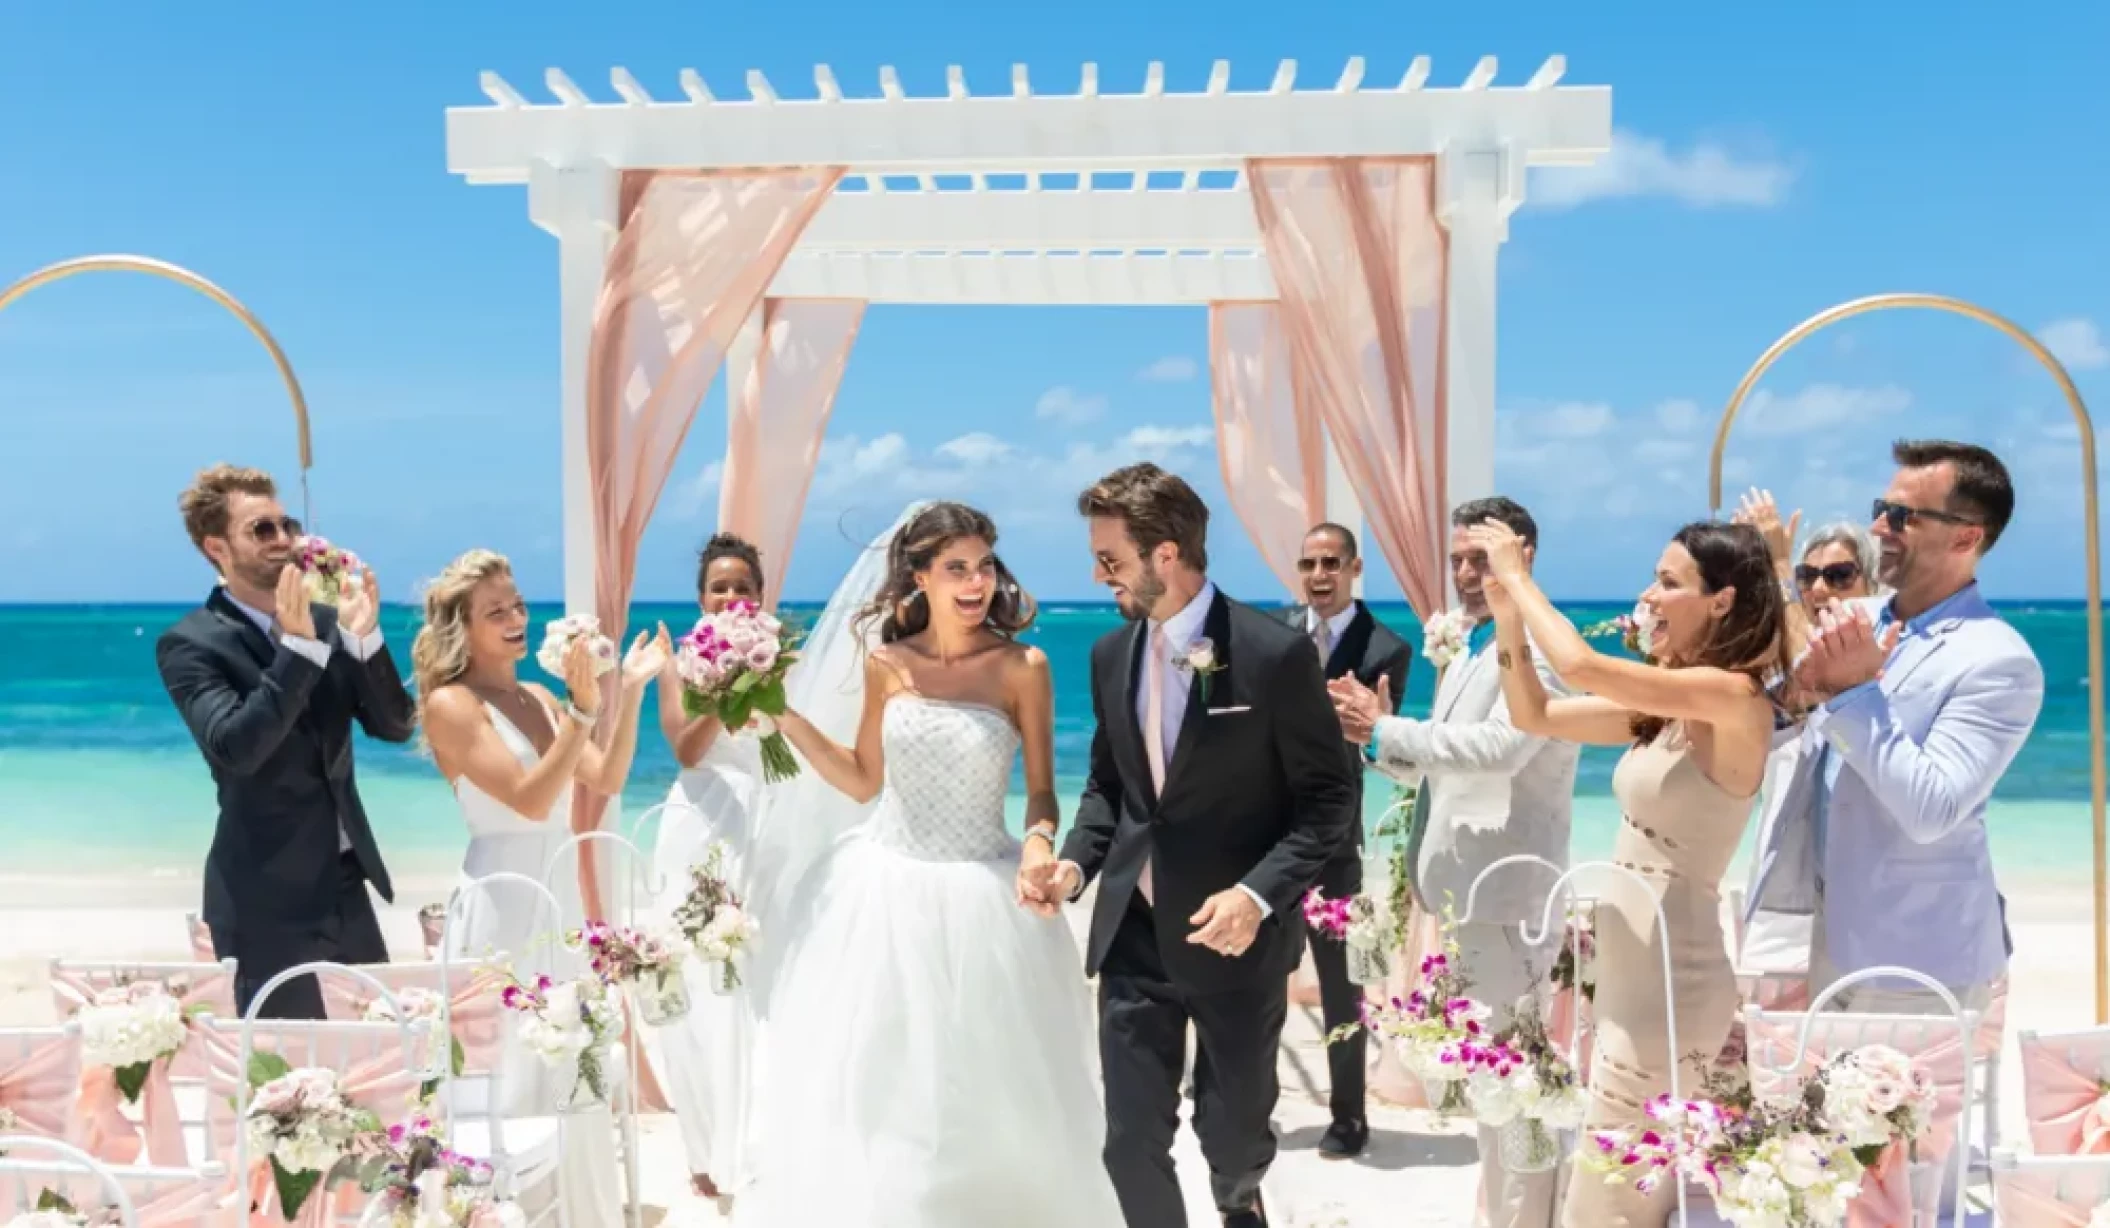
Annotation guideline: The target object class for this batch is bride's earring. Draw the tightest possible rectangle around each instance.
[896,589,925,622]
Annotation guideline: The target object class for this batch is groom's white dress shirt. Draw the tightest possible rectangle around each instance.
[224,589,385,853]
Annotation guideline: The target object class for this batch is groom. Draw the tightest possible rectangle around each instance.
[156,464,416,1019]
[1023,463,1358,1228]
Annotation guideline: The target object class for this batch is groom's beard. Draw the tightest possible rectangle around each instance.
[1113,560,1167,622]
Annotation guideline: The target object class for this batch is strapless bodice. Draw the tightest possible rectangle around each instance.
[866,696,1020,863]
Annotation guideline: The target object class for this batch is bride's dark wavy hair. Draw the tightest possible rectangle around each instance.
[852,502,1037,644]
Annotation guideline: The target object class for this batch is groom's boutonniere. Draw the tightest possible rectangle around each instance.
[1178,637,1225,702]
[1421,608,1475,670]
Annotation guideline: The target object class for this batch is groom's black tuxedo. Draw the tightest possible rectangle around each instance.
[157,588,416,1018]
[1062,587,1357,1225]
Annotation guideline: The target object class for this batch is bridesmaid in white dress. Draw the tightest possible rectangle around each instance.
[411,547,669,1106]
[650,533,768,1206]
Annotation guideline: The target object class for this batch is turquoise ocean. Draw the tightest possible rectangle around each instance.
[0,601,2099,882]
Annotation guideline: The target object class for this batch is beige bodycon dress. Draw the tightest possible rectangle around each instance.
[1561,730,1755,1227]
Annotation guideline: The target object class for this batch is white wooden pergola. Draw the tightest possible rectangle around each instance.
[445,57,1611,610]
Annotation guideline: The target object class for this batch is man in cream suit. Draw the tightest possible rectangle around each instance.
[1757,440,2043,1012]
[1329,496,1579,1228]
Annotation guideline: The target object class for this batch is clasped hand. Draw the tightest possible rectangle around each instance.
[1328,674,1391,744]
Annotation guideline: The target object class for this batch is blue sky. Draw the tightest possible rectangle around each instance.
[3,2,2105,605]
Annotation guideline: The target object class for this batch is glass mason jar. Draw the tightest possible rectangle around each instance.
[634,968,692,1026]
[1498,1116,1572,1174]
[1346,941,1391,986]
[557,1044,612,1114]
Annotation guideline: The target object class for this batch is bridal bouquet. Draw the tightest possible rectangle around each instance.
[77,980,196,1103]
[1337,915,1491,1115]
[1421,608,1476,670]
[355,1115,525,1228]
[536,615,618,678]
[295,535,364,605]
[672,841,758,995]
[244,1058,385,1220]
[563,920,691,1025]
[1466,996,1590,1174]
[1301,888,1394,984]
[674,602,803,782]
[498,972,624,1111]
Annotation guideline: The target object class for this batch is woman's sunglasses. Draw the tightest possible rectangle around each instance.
[1872,498,1977,534]
[1795,562,1862,589]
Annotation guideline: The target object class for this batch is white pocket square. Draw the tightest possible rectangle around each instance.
[1207,705,1252,716]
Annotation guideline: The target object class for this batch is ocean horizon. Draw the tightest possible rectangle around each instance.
[2,598,2099,883]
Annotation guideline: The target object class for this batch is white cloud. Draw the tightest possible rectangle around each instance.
[1531,127,1795,210]
[1136,355,1200,383]
[2040,318,2108,371]
[669,460,724,518]
[1035,385,1108,425]
[1738,383,1911,437]
[935,432,1013,465]
[1541,402,1616,439]
[1655,399,1703,433]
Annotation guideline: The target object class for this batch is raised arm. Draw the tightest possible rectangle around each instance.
[1734,490,1811,662]
[157,629,326,775]
[777,650,895,804]
[425,685,592,822]
[1482,586,1636,748]
[574,628,671,796]
[335,570,416,744]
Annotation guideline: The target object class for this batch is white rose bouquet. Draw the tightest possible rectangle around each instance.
[354,1114,526,1228]
[672,842,758,995]
[674,602,803,782]
[1817,1043,1940,1165]
[77,980,195,1102]
[1421,608,1476,670]
[536,615,618,679]
[295,535,364,605]
[498,972,624,1109]
[243,1058,385,1220]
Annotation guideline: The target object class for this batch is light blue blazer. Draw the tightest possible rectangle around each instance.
[1751,584,2043,989]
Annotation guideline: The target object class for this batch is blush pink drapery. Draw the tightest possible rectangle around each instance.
[570,167,843,924]
[1208,301,1328,598]
[718,298,866,608]
[1245,157,1450,620]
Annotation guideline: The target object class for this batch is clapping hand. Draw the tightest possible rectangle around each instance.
[562,635,603,719]
[621,626,672,689]
[1793,605,1899,699]
[1734,488,1801,563]
[1188,887,1263,958]
[338,569,382,639]
[272,564,317,641]
[1328,674,1390,744]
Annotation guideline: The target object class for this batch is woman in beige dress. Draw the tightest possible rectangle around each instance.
[1465,517,1789,1228]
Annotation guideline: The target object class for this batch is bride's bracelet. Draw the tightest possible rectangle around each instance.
[1025,824,1058,849]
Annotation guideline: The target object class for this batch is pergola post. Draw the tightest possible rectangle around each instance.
[1438,144,1523,605]
[528,157,621,616]
[1321,431,1365,597]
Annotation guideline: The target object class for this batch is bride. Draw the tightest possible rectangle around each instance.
[737,502,1125,1227]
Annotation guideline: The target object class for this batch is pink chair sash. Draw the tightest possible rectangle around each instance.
[317,969,507,1074]
[133,1174,242,1228]
[1994,1174,2101,1227]
[0,1032,82,1139]
[2023,1038,2110,1156]
[55,967,232,1169]
[1745,1016,1968,1228]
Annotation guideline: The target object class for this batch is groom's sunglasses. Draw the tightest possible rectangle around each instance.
[243,515,302,544]
[1871,498,1977,534]
[1794,561,1861,589]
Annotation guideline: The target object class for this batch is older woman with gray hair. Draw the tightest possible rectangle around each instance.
[1731,491,1888,988]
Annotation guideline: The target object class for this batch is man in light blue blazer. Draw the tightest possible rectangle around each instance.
[1777,439,2044,1011]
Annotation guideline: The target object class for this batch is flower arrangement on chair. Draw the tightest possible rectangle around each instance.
[75,979,200,1104]
[354,1115,525,1228]
[243,1057,386,1220]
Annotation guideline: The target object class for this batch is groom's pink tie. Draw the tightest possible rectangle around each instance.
[1140,626,1168,906]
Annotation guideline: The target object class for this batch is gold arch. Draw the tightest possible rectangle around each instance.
[1709,292,2106,1021]
[0,255,314,522]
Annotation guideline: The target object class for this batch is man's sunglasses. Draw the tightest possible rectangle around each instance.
[1872,499,1977,534]
[1795,561,1861,589]
[242,516,302,544]
[1296,555,1348,575]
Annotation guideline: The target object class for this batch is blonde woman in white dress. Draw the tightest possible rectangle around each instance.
[649,532,769,1207]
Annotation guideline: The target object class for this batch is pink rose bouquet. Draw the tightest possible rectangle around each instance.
[674,601,803,782]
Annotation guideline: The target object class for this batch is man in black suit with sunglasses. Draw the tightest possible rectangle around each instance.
[156,465,415,1019]
[1278,522,1411,1158]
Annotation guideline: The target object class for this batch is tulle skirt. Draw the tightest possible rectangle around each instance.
[739,829,1125,1227]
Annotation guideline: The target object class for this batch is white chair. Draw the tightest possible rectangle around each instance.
[0,1137,229,1228]
[1745,967,1984,1226]
[1990,1149,2110,1225]
[2018,1026,2110,1158]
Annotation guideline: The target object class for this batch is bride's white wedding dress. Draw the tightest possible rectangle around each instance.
[738,695,1125,1227]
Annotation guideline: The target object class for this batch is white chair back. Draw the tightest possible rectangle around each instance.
[0,1138,138,1226]
[1990,1149,2110,1225]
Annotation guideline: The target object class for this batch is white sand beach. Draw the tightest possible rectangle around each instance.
[2,867,2095,1226]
